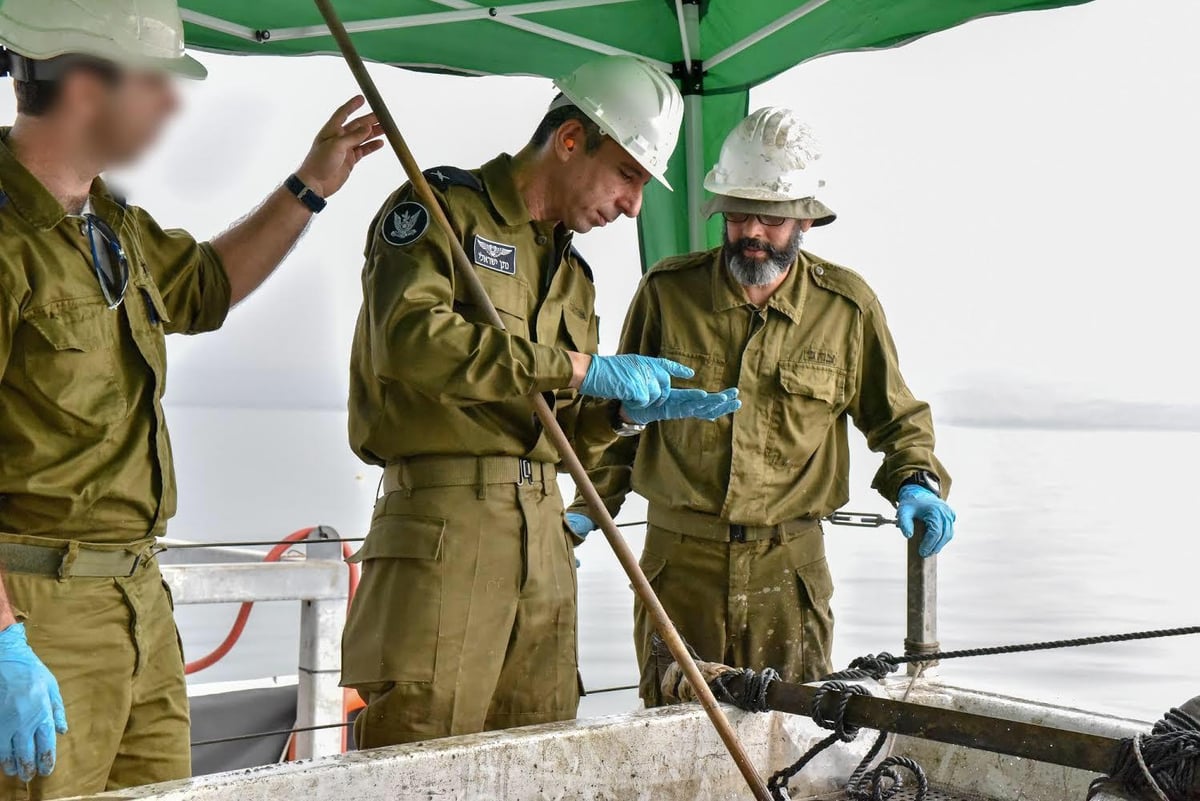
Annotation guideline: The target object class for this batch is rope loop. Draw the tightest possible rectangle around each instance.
[811,681,870,742]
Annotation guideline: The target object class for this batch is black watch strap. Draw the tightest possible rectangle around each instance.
[901,470,942,498]
[285,174,327,213]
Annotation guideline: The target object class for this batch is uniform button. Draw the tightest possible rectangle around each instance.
[814,265,825,276]
[535,235,548,245]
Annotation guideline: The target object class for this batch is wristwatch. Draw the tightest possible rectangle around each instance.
[901,470,942,498]
[284,173,327,214]
[611,404,646,438]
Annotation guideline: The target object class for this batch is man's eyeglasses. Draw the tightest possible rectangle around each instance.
[723,212,788,227]
[83,214,130,309]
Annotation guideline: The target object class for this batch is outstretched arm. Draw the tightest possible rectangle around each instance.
[213,96,385,305]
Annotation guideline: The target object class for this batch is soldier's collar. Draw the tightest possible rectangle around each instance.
[709,248,806,324]
[0,128,125,230]
[480,153,533,227]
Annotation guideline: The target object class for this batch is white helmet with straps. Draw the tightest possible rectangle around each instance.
[552,55,683,190]
[703,106,836,225]
[0,0,206,80]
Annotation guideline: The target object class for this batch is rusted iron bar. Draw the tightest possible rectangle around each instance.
[720,673,1124,774]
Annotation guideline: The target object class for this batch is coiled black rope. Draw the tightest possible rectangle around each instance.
[712,667,780,712]
[1088,698,1200,801]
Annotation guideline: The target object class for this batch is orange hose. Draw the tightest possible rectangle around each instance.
[184,527,360,675]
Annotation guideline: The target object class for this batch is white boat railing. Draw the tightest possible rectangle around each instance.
[160,532,348,759]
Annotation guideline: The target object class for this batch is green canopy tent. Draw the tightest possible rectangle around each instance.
[178,0,1094,269]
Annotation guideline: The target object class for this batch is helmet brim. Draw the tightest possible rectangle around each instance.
[156,52,207,80]
[702,194,836,226]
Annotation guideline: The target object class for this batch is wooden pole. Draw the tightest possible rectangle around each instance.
[311,2,772,797]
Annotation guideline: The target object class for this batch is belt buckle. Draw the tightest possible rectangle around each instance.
[729,524,747,543]
[517,458,534,486]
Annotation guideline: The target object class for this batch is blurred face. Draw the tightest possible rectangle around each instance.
[551,122,650,233]
[68,68,180,167]
[722,214,813,287]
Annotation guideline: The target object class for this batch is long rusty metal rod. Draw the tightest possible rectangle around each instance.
[310,3,772,798]
[718,672,1125,774]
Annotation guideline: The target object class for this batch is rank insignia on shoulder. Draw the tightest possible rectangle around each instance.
[473,235,517,275]
[423,166,483,192]
[382,201,430,247]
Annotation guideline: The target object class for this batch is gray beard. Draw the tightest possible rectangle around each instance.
[725,230,804,287]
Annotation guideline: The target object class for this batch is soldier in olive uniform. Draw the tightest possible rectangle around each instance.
[343,56,740,748]
[567,108,957,705]
[0,0,383,795]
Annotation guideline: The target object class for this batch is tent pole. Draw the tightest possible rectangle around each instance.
[679,1,706,252]
[311,2,772,799]
[684,94,705,251]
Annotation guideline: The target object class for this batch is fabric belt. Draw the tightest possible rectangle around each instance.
[383,455,556,494]
[647,504,821,543]
[0,534,154,578]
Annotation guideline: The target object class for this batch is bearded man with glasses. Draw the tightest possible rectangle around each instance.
[565,107,957,706]
[0,0,382,795]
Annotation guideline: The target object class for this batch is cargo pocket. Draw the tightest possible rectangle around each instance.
[22,299,128,428]
[342,515,446,686]
[796,558,835,680]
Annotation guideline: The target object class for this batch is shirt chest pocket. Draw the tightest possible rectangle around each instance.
[771,361,846,465]
[453,270,531,339]
[21,301,130,429]
[561,303,597,352]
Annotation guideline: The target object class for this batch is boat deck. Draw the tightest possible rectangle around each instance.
[827,787,993,801]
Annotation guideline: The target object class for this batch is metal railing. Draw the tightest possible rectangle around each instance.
[160,531,348,759]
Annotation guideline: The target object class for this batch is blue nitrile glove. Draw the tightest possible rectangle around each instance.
[566,513,595,540]
[896,484,956,558]
[579,355,694,407]
[0,623,68,781]
[624,388,742,425]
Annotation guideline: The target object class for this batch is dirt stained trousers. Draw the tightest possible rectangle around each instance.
[342,457,579,747]
[634,508,835,707]
[0,535,189,800]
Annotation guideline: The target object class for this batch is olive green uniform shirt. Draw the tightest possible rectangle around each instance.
[573,247,949,525]
[0,130,231,542]
[349,155,613,466]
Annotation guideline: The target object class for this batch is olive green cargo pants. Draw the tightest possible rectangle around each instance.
[0,538,189,800]
[634,510,834,707]
[342,457,579,747]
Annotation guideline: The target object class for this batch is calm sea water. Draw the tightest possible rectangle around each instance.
[167,406,1200,723]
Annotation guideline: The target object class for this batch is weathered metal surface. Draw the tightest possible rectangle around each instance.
[73,684,1153,801]
[734,675,1131,774]
[905,532,939,674]
[161,560,346,604]
[74,707,871,801]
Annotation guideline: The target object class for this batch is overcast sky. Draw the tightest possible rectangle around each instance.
[3,0,1197,415]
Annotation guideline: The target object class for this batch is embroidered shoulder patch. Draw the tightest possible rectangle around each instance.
[472,235,517,275]
[382,201,430,247]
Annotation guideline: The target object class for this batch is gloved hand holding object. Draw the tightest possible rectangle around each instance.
[579,355,694,406]
[565,512,595,540]
[896,484,956,558]
[0,623,68,781]
[623,388,741,425]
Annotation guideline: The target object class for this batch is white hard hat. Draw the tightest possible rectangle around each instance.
[552,55,683,190]
[0,0,206,80]
[704,107,825,202]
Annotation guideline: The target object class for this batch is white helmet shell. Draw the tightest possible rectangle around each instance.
[552,55,683,190]
[704,107,825,201]
[0,0,206,79]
